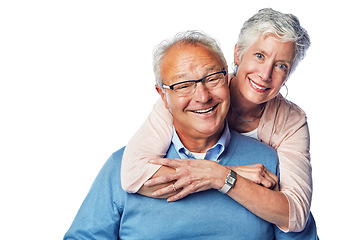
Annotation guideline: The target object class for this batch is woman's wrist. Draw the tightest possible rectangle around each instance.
[213,164,232,190]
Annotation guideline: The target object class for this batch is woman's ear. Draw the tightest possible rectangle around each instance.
[234,44,241,66]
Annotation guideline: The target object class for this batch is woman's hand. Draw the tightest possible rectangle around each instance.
[144,158,229,202]
[230,164,279,190]
[144,159,278,202]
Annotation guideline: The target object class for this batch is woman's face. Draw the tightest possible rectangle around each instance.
[234,35,295,105]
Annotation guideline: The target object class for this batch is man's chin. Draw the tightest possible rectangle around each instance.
[194,122,224,137]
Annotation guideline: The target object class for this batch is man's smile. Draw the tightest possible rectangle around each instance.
[189,104,219,115]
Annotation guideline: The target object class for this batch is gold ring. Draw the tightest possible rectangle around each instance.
[172,183,177,192]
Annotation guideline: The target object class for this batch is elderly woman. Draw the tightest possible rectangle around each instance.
[121,8,311,232]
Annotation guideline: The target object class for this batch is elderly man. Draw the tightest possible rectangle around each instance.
[64,31,317,239]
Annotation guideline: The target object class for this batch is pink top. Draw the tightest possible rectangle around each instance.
[121,94,312,232]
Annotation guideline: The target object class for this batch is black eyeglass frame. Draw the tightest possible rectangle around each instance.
[162,68,227,92]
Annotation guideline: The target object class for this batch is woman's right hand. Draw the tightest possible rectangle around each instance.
[143,158,230,202]
[230,164,279,190]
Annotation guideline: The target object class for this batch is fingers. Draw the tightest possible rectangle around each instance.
[167,185,195,202]
[257,167,278,189]
[167,181,206,202]
[144,173,179,187]
[151,182,180,197]
[230,164,278,189]
[145,158,192,187]
[151,179,196,199]
[263,169,278,189]
[153,174,212,201]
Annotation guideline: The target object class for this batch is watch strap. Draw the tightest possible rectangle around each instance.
[219,182,232,194]
[219,169,237,194]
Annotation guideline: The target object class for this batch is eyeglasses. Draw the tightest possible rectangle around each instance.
[162,69,227,96]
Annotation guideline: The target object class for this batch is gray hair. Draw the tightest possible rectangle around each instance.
[236,8,310,74]
[153,30,227,88]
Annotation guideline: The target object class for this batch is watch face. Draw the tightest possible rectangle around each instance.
[228,176,236,185]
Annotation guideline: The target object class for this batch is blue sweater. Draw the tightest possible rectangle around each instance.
[64,131,317,239]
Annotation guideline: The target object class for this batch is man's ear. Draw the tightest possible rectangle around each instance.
[224,65,229,84]
[155,85,169,109]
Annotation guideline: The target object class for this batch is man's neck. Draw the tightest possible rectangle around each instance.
[174,124,225,153]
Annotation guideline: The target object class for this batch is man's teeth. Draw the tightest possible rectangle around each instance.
[193,106,215,114]
[250,79,267,90]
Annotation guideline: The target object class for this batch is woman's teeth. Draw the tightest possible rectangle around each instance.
[250,79,267,90]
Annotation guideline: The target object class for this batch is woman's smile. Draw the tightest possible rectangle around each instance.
[248,77,270,92]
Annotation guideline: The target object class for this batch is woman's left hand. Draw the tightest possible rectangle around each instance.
[145,158,229,202]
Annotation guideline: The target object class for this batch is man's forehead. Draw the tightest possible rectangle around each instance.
[161,44,223,83]
[163,43,221,64]
[170,64,220,81]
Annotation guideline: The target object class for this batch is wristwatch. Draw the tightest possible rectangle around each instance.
[219,169,237,194]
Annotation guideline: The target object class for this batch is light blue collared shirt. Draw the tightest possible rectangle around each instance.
[171,122,231,162]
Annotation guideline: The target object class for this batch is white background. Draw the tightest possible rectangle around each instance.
[1,0,359,239]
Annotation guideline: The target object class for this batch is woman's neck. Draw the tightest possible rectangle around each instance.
[228,78,264,133]
[229,79,264,117]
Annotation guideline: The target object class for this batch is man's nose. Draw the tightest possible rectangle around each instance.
[193,82,211,102]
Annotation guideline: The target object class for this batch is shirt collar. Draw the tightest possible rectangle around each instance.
[171,121,231,162]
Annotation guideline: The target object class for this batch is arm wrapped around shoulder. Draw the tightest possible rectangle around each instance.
[258,95,312,232]
[121,99,173,193]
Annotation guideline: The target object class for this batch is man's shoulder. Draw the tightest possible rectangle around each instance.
[225,130,278,170]
[95,147,126,183]
[111,147,126,163]
[230,130,276,153]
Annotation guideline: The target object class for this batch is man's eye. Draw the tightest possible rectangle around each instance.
[174,83,192,90]
[207,77,220,82]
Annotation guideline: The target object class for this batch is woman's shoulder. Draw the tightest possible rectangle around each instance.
[258,94,308,147]
[267,94,306,119]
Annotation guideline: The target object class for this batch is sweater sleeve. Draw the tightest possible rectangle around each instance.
[258,95,312,232]
[121,99,173,193]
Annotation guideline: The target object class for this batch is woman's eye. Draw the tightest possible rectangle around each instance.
[277,63,288,72]
[255,53,264,59]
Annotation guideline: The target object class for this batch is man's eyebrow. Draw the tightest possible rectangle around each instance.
[207,65,219,72]
[170,65,221,82]
[197,65,223,76]
[170,73,188,82]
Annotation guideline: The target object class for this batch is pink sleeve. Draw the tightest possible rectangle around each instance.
[258,96,312,232]
[121,99,173,193]
[276,122,312,232]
